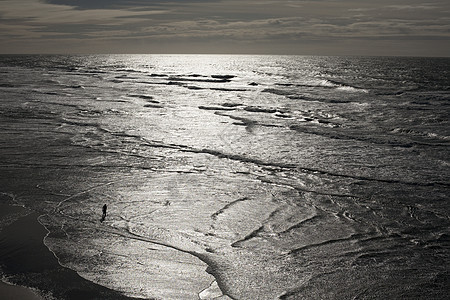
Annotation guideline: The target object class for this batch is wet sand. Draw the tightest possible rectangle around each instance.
[0,281,42,300]
[0,204,142,300]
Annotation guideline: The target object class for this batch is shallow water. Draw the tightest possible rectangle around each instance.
[0,55,449,299]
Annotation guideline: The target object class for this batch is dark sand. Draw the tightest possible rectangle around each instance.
[0,204,142,300]
[0,281,42,300]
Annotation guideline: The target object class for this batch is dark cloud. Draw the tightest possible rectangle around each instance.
[43,0,220,10]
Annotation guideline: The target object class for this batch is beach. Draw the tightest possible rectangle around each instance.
[0,203,43,300]
[0,203,143,299]
[0,281,42,300]
[0,54,448,299]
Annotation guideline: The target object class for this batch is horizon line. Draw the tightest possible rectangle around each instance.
[1,53,449,58]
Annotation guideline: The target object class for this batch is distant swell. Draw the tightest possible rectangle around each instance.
[271,79,368,93]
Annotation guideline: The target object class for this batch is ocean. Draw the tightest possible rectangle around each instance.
[0,54,449,299]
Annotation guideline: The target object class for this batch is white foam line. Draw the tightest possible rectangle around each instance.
[0,192,25,208]
[199,280,224,300]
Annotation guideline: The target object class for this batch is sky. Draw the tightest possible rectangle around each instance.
[0,0,449,56]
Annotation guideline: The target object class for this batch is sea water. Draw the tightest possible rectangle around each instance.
[0,55,449,299]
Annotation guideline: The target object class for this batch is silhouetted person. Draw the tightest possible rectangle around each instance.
[101,204,107,222]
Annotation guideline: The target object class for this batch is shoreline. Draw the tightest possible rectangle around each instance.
[0,280,42,300]
[0,204,142,300]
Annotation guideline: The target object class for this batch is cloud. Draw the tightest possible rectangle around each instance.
[43,0,222,10]
[0,0,449,55]
[387,4,438,10]
[0,0,167,25]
